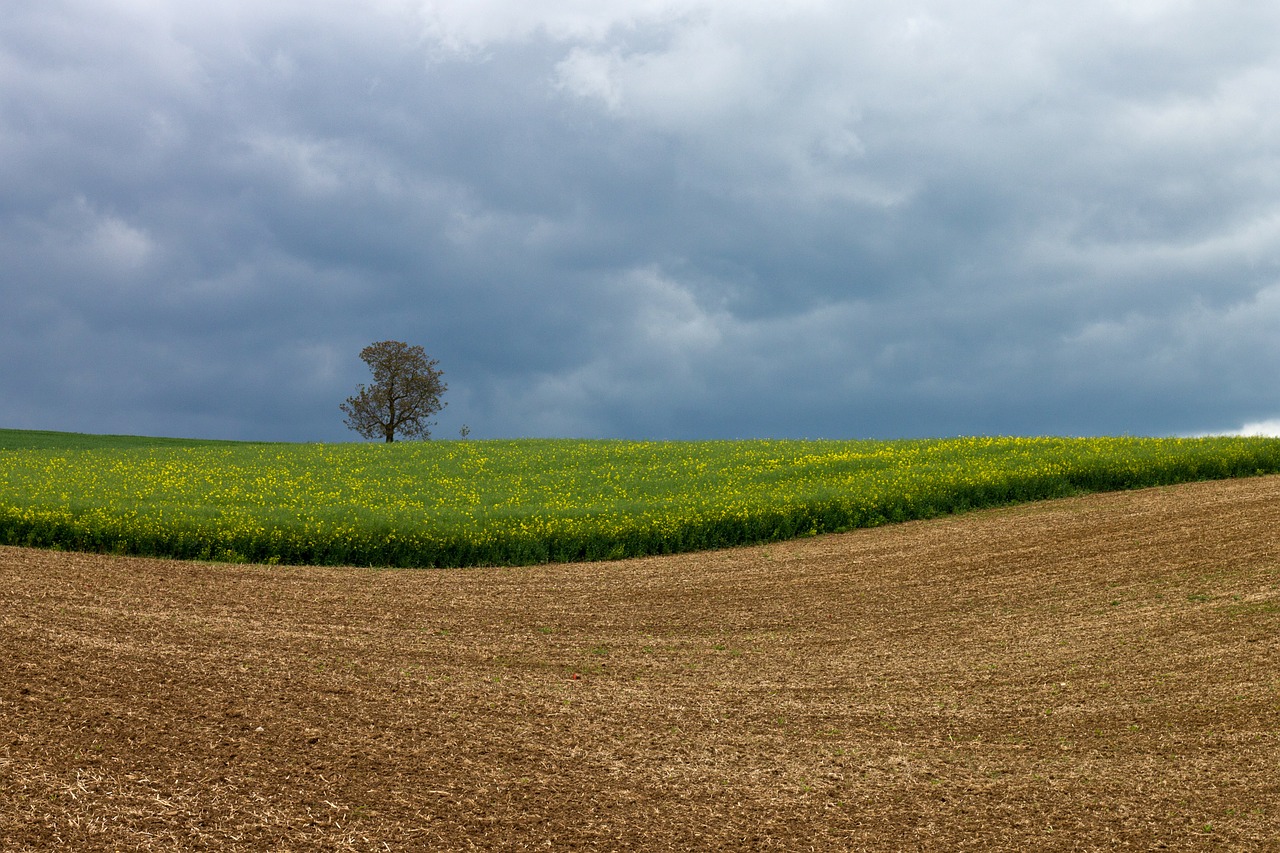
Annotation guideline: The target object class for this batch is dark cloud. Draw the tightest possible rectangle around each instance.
[2,1,1278,441]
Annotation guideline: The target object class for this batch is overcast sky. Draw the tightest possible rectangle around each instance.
[3,0,1279,441]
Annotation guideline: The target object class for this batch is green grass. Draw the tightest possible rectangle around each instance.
[0,429,270,451]
[2,429,1278,567]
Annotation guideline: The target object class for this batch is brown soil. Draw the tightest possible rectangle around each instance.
[2,477,1279,851]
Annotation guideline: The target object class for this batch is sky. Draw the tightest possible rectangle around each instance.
[3,0,1280,442]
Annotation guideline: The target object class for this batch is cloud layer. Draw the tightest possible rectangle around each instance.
[3,0,1279,440]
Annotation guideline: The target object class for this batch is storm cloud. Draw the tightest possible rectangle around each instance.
[3,0,1279,440]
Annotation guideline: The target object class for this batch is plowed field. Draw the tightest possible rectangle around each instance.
[3,476,1279,851]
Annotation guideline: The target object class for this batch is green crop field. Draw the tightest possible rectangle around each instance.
[2,429,1278,567]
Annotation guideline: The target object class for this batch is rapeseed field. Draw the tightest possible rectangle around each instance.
[1,431,1277,567]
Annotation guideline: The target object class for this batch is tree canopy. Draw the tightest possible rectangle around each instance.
[341,341,446,442]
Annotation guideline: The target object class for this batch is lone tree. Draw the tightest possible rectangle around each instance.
[341,340,447,442]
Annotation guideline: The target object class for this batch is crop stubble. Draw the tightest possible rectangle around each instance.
[2,476,1278,850]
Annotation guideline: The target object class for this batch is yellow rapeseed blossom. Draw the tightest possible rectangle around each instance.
[0,435,1277,567]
